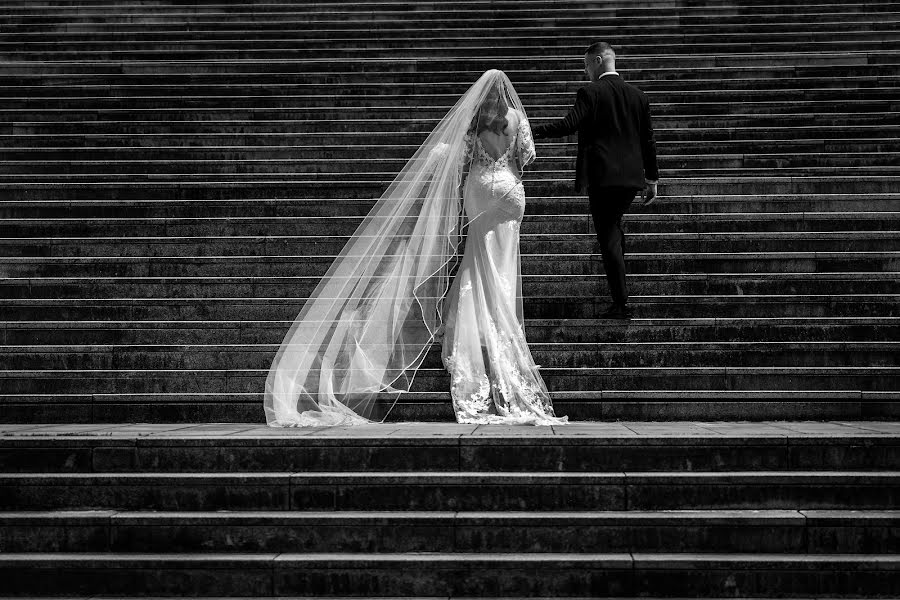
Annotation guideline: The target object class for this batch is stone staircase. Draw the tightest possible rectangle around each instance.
[0,420,898,596]
[1,0,899,423]
[1,2,899,597]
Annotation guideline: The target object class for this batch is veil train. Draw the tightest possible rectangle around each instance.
[264,70,530,427]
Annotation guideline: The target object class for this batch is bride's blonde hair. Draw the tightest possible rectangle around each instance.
[470,81,509,135]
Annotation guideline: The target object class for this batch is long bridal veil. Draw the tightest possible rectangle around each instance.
[264,70,531,426]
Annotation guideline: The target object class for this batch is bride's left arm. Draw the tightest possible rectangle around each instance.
[515,114,536,177]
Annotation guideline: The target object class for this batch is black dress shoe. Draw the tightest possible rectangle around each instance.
[600,304,633,320]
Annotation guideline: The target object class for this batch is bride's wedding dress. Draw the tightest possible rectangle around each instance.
[263,70,567,426]
[442,111,567,425]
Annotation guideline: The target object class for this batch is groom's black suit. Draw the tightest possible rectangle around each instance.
[531,72,658,309]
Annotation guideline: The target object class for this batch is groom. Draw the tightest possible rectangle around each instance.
[531,42,659,320]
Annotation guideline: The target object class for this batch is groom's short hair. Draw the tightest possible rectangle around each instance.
[585,42,615,60]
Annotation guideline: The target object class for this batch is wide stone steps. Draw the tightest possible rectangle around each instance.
[5,155,898,177]
[4,89,895,109]
[3,1,896,17]
[3,195,895,218]
[5,139,897,158]
[4,36,898,54]
[3,212,897,236]
[3,0,896,10]
[5,232,898,257]
[1,0,898,595]
[2,367,897,396]
[7,273,896,301]
[16,66,896,81]
[1,420,892,599]
[3,53,897,77]
[0,196,900,219]
[5,423,892,472]
[0,552,897,597]
[4,41,899,60]
[3,178,896,199]
[5,64,895,82]
[6,170,895,183]
[2,470,898,510]
[0,295,894,322]
[4,136,898,155]
[4,341,898,371]
[4,15,895,34]
[0,509,896,553]
[5,318,898,345]
[3,102,891,118]
[6,114,893,133]
[5,391,897,423]
[4,253,896,278]
[4,10,895,27]
[0,0,896,429]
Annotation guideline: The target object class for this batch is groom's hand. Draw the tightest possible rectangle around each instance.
[640,182,657,206]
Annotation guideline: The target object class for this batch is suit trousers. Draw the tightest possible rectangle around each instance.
[588,186,638,306]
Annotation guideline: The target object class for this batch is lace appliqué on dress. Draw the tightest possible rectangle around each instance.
[444,315,566,425]
[443,353,493,419]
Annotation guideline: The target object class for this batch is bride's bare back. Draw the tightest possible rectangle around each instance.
[477,109,520,160]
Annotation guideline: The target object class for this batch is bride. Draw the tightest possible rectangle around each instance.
[264,70,568,427]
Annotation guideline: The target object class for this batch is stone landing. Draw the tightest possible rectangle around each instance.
[0,421,897,597]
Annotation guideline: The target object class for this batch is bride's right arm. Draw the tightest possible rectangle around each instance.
[457,131,475,192]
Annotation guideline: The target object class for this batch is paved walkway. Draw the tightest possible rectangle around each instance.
[2,421,898,438]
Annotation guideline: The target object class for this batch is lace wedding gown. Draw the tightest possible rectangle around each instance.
[441,112,568,425]
[263,69,568,427]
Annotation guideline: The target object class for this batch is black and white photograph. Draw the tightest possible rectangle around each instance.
[0,0,898,597]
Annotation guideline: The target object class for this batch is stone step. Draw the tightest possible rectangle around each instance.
[3,2,896,18]
[2,75,899,98]
[1,0,895,456]
[0,60,886,77]
[3,90,896,110]
[0,551,896,597]
[6,113,893,133]
[4,133,899,153]
[4,50,895,76]
[6,391,897,423]
[5,41,889,59]
[4,17,895,38]
[2,178,896,200]
[3,0,896,11]
[4,212,897,237]
[3,253,897,278]
[3,37,898,57]
[5,232,898,257]
[4,341,897,370]
[0,297,894,323]
[5,136,897,157]
[3,274,897,304]
[4,138,897,159]
[6,168,896,182]
[1,471,897,511]
[0,293,894,320]
[1,367,896,396]
[4,154,897,177]
[4,12,895,29]
[5,318,898,345]
[3,63,897,85]
[4,64,898,85]
[2,195,896,219]
[2,421,897,471]
[0,509,895,554]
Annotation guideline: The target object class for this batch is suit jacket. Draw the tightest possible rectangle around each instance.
[531,74,659,194]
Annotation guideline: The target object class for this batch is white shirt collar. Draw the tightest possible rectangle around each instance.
[598,71,619,79]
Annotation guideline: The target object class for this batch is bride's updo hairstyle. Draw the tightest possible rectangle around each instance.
[471,81,509,136]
